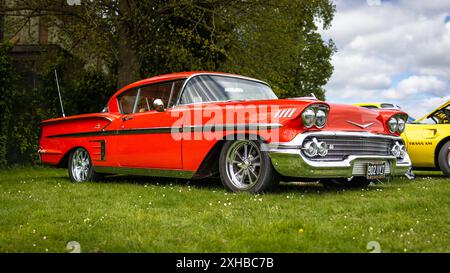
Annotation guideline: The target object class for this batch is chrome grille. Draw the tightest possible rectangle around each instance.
[304,135,396,161]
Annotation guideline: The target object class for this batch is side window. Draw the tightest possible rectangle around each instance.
[118,89,138,114]
[136,80,186,112]
[118,80,186,114]
[168,80,185,107]
[136,82,172,113]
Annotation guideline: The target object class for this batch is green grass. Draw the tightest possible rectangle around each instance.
[0,167,449,253]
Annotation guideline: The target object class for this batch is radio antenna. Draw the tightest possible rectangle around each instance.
[54,69,66,118]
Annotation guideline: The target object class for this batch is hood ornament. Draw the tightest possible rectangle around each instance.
[347,120,374,129]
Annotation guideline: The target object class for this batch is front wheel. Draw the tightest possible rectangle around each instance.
[438,140,450,177]
[68,148,100,183]
[219,140,279,193]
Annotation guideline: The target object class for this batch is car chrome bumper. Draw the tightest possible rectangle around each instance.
[267,131,412,179]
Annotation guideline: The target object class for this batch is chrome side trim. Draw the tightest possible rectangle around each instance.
[183,123,282,132]
[46,123,282,138]
[94,166,195,179]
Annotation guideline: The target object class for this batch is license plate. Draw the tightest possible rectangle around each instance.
[367,162,386,179]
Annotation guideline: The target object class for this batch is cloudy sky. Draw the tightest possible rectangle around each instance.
[321,0,450,119]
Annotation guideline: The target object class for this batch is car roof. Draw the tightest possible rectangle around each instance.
[112,71,266,98]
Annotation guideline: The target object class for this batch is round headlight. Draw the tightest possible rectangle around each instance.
[397,118,406,133]
[315,110,327,128]
[317,141,328,157]
[302,109,316,128]
[303,141,318,157]
[388,117,398,133]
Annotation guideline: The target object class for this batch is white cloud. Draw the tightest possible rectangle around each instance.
[321,0,450,118]
[396,76,447,96]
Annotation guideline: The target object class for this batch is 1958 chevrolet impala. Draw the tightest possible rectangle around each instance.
[39,72,412,192]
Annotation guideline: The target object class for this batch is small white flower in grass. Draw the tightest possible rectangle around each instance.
[43,236,47,240]
[162,194,165,197]
[33,244,36,247]
[286,196,290,199]
[361,194,364,197]
[228,202,231,206]
[352,237,356,240]
[224,203,227,206]
[403,248,407,252]
[45,249,48,252]
[369,227,373,231]
[209,203,212,206]
[32,229,36,234]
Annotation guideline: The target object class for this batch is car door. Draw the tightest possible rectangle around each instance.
[115,80,185,169]
[404,103,450,168]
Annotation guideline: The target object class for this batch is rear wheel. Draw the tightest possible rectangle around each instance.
[219,140,279,193]
[68,148,100,183]
[437,140,450,177]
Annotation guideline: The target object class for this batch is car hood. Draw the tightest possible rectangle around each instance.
[194,99,393,135]
[415,100,450,123]
[325,103,388,134]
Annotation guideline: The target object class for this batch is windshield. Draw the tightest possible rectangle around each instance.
[179,75,277,105]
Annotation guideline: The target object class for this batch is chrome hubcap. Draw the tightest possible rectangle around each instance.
[448,151,450,167]
[225,141,262,190]
[71,149,90,182]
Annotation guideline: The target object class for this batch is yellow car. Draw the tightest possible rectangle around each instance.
[353,102,402,110]
[354,101,450,176]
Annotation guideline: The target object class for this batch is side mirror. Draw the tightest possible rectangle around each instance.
[153,99,165,112]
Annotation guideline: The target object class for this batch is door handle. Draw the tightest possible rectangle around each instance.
[122,116,133,122]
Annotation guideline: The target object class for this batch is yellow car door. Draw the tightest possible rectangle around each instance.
[402,124,441,168]
[403,100,450,172]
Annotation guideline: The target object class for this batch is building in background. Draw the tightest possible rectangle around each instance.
[0,0,75,89]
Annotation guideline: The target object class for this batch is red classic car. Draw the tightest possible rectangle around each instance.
[39,72,412,192]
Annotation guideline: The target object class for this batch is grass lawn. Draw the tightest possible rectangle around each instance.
[0,167,449,253]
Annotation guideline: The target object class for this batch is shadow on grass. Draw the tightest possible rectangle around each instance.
[53,172,408,195]
[413,170,445,178]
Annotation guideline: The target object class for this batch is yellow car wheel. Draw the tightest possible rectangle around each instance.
[438,140,450,177]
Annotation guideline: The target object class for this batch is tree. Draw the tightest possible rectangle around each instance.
[1,0,335,97]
